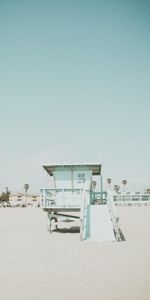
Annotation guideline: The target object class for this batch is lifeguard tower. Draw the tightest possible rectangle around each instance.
[40,164,120,241]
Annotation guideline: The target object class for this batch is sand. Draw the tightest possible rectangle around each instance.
[0,206,150,300]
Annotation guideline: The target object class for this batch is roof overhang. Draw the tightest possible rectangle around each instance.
[43,164,101,176]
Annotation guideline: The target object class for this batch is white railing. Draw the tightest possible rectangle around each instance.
[40,188,83,209]
[107,191,120,241]
[80,189,87,240]
[113,194,150,205]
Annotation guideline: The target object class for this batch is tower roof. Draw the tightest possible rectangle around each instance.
[43,164,101,176]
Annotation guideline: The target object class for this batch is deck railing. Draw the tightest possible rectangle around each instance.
[41,188,108,209]
[91,191,107,204]
[40,188,83,208]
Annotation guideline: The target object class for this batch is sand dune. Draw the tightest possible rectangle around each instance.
[0,206,150,300]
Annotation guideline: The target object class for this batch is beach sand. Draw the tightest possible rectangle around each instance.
[0,206,150,300]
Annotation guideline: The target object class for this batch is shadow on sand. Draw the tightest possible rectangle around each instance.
[51,227,126,240]
[118,228,126,241]
[52,226,80,234]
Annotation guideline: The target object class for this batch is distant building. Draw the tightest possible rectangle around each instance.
[9,193,40,206]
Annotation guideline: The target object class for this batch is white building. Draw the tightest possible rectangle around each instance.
[9,193,40,206]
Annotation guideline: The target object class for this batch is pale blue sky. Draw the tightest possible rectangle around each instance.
[0,0,150,193]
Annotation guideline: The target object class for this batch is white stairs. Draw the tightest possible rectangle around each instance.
[80,191,120,242]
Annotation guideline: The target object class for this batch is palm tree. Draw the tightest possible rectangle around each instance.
[23,184,30,205]
[114,185,120,193]
[24,183,30,195]
[107,178,112,190]
[122,180,127,194]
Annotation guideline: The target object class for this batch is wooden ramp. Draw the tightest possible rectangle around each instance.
[89,205,115,241]
[82,204,116,242]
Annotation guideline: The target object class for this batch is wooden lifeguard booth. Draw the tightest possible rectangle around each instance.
[40,163,120,241]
